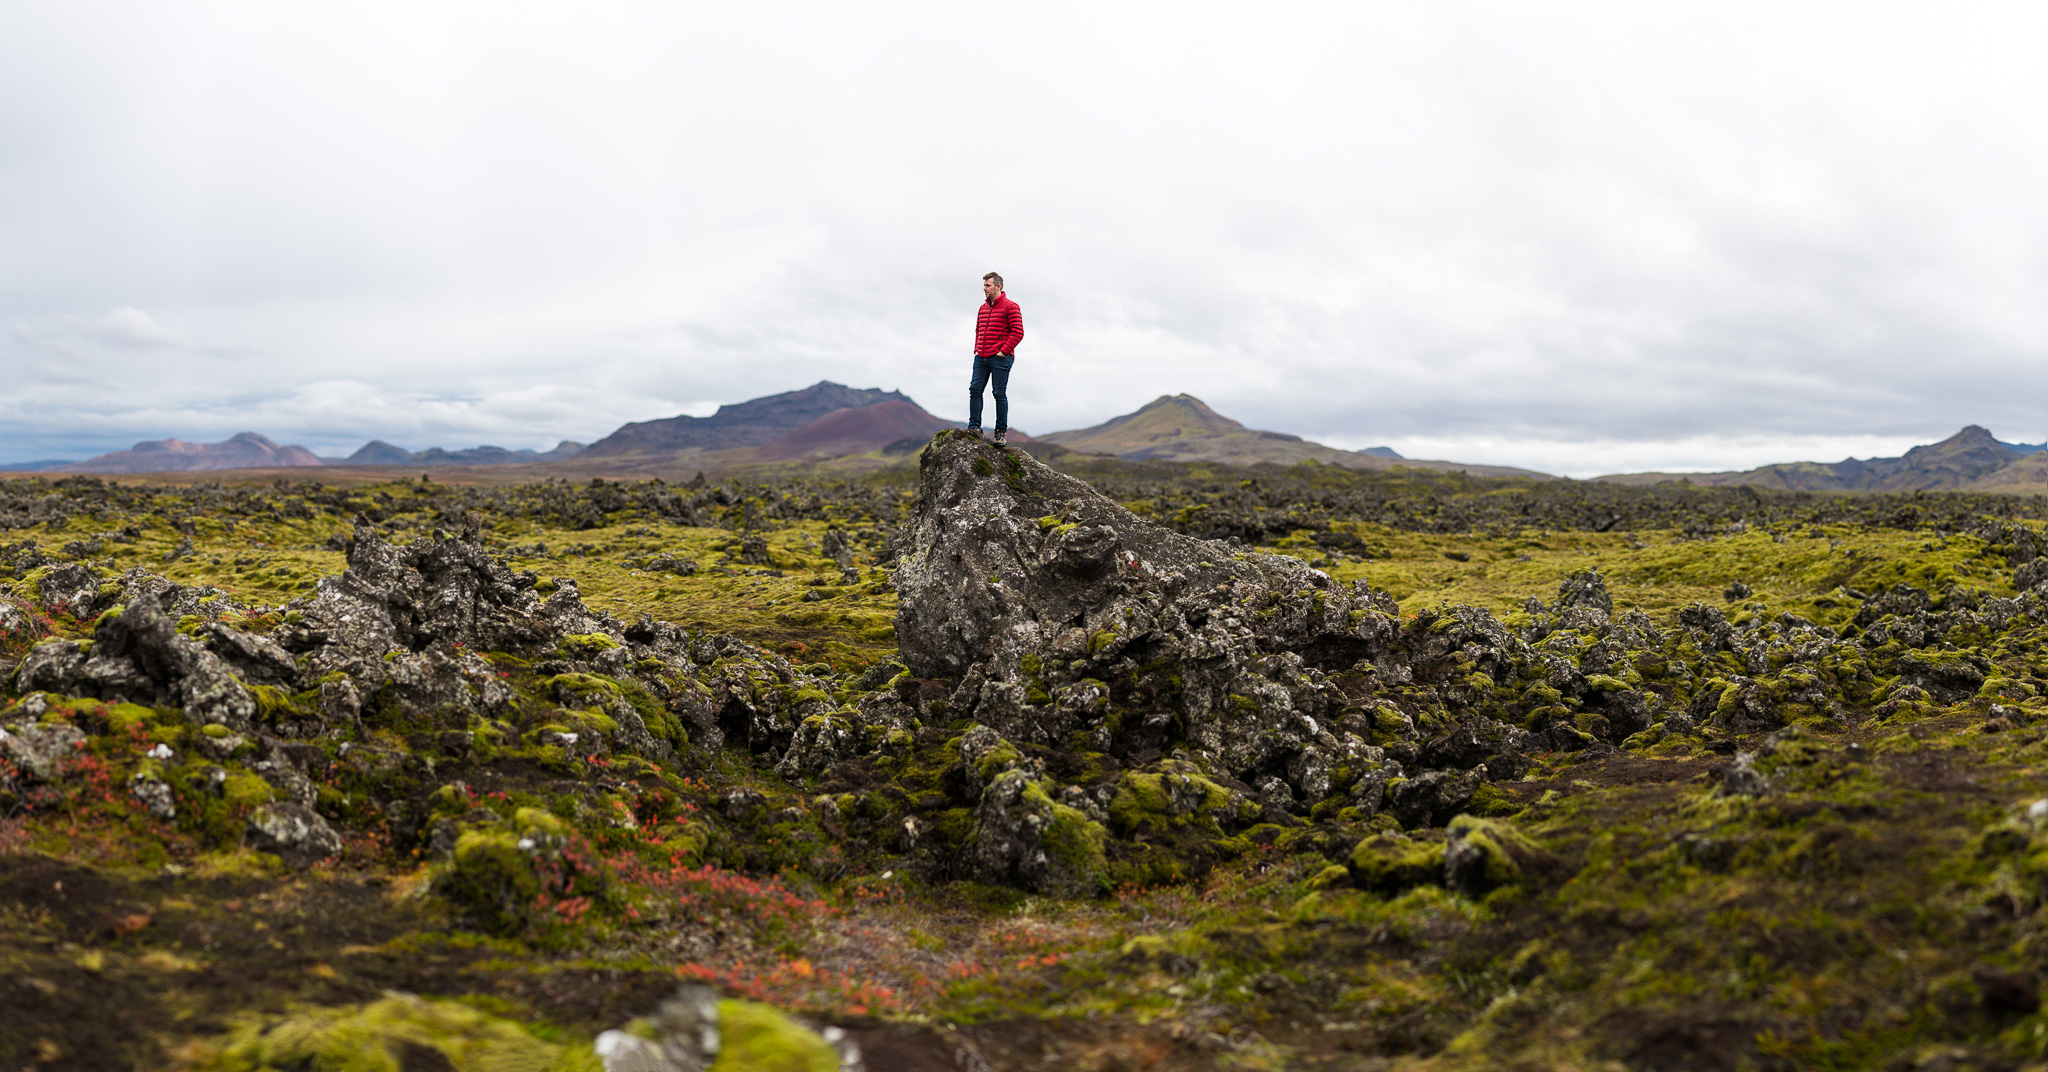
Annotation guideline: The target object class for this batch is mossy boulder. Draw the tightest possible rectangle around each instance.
[434,802,601,934]
[1106,762,1241,837]
[439,830,542,934]
[548,672,621,707]
[711,1000,840,1072]
[969,769,1107,895]
[1348,834,1446,894]
[561,632,622,656]
[1442,815,1546,896]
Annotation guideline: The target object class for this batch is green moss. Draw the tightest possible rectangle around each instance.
[709,1000,838,1072]
[97,702,159,735]
[546,672,621,699]
[248,684,299,721]
[221,772,276,809]
[440,831,542,935]
[1444,815,1537,893]
[197,993,599,1072]
[971,456,995,478]
[1348,834,1445,894]
[967,739,1024,783]
[557,708,619,735]
[1106,769,1234,836]
[1463,783,1521,817]
[513,807,569,840]
[1088,627,1118,655]
[561,633,621,655]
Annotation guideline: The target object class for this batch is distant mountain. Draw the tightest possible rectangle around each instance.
[345,441,416,466]
[1038,395,1543,477]
[1596,426,2048,492]
[581,382,915,457]
[341,440,586,467]
[61,433,324,474]
[756,400,964,461]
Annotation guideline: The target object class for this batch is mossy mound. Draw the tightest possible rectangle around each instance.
[709,999,840,1072]
[199,993,601,1072]
[1349,833,1447,894]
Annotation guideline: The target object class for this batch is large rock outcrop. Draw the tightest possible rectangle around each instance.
[895,430,1404,800]
[16,594,257,729]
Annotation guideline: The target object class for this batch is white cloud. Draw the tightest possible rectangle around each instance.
[2,2,2047,471]
[77,307,179,347]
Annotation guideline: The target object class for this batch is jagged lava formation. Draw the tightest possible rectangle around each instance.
[888,431,2048,892]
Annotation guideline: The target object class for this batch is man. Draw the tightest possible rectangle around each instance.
[969,271,1023,446]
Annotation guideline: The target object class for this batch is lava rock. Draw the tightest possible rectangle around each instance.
[245,801,344,866]
[1719,752,1770,796]
[894,431,1399,791]
[968,768,1107,895]
[16,594,257,731]
[0,717,86,783]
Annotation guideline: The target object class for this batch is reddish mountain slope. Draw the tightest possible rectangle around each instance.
[754,400,959,460]
[63,433,324,474]
[581,381,916,457]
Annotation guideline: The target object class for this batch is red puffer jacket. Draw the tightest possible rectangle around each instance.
[974,293,1024,357]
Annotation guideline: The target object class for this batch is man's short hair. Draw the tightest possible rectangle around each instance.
[983,271,1003,289]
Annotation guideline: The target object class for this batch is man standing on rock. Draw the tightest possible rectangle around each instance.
[969,271,1023,446]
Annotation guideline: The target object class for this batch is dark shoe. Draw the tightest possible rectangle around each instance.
[964,427,983,438]
[992,431,1007,446]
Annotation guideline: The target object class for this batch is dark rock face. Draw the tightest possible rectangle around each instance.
[245,801,344,866]
[895,432,1401,798]
[283,517,555,667]
[18,594,257,730]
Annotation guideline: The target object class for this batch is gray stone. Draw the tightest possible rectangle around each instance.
[17,594,256,731]
[968,768,1104,895]
[319,677,362,724]
[595,986,722,1072]
[35,561,103,619]
[1720,752,1770,796]
[245,801,343,866]
[130,774,176,820]
[0,598,34,640]
[0,718,85,781]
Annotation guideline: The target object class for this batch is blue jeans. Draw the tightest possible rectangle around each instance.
[968,353,1014,432]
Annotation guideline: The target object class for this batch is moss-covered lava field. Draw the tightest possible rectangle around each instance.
[10,452,2048,1071]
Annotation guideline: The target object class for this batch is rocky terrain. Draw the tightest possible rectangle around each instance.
[8,439,2048,1069]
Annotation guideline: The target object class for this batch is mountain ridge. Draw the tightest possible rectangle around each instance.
[1038,394,1543,478]
[341,440,586,467]
[59,433,325,474]
[1596,425,2048,492]
[580,381,914,457]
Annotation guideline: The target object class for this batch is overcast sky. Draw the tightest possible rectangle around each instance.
[4,2,2046,477]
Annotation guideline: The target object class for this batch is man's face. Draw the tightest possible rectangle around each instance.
[983,278,1000,300]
